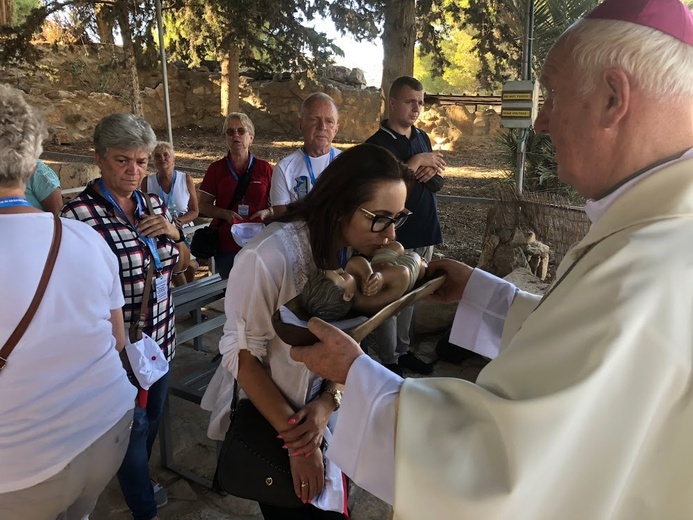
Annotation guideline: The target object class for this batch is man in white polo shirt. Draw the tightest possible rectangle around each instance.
[270,93,341,217]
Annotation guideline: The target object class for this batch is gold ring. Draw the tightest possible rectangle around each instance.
[300,480,308,487]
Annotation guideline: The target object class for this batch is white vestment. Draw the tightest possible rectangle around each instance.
[330,156,693,519]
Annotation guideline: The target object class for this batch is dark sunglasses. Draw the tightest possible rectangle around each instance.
[358,207,411,233]
[225,127,248,136]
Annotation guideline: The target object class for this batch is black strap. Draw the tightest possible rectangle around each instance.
[228,159,255,210]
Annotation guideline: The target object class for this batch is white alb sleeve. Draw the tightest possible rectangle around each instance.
[450,268,519,359]
[327,354,403,505]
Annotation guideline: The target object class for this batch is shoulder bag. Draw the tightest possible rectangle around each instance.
[191,161,255,260]
[214,381,303,508]
[122,194,169,390]
[0,214,62,372]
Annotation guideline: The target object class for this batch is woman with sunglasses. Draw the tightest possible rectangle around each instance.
[201,144,414,519]
[198,112,273,278]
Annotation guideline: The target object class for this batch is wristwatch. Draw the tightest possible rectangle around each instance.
[324,388,342,411]
[173,227,185,243]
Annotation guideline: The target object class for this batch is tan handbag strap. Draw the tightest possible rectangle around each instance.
[0,214,62,371]
[129,192,157,343]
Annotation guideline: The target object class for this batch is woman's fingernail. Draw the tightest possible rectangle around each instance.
[288,418,297,425]
[277,435,283,439]
[292,452,300,457]
[282,444,287,449]
[305,452,312,458]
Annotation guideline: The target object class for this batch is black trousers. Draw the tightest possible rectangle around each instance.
[259,502,347,520]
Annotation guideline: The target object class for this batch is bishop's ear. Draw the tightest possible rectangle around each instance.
[600,68,630,128]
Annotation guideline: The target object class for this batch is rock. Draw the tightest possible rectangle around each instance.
[347,68,366,88]
[414,299,457,334]
[503,267,550,294]
[44,89,76,100]
[54,163,100,189]
[168,479,198,502]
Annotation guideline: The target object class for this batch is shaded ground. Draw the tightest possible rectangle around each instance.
[45,130,511,267]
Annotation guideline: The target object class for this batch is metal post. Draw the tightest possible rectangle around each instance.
[516,0,535,193]
[155,0,173,145]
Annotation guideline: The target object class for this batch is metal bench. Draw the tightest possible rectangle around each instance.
[159,355,222,488]
[172,274,227,350]
[159,274,227,487]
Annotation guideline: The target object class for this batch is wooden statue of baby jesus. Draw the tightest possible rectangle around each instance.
[301,241,427,321]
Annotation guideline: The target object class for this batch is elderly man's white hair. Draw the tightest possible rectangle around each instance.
[564,19,693,100]
[0,84,47,188]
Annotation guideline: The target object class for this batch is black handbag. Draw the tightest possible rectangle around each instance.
[214,383,303,508]
[192,159,256,260]
[190,225,219,259]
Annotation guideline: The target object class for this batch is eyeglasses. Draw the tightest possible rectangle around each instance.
[358,207,411,233]
[225,127,248,136]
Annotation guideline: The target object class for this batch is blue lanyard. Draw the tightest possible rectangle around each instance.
[338,248,348,269]
[98,180,163,271]
[157,170,177,207]
[302,148,335,185]
[0,196,32,208]
[226,154,255,184]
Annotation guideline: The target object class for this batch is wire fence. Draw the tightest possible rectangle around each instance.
[483,185,590,265]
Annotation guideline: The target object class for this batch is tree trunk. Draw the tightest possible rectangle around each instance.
[95,5,115,45]
[0,0,13,26]
[380,0,416,118]
[220,45,240,116]
[116,5,143,116]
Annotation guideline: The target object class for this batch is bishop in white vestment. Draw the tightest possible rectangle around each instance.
[290,0,693,518]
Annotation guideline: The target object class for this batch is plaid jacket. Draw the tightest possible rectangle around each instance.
[61,181,179,360]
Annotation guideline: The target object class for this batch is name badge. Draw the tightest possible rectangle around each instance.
[155,275,168,303]
[238,204,249,218]
[307,376,324,403]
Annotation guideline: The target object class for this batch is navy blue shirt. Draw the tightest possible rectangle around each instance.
[366,121,443,249]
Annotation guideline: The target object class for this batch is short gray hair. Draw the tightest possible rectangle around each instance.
[223,112,255,136]
[153,141,175,157]
[0,84,47,188]
[93,113,157,157]
[300,92,339,120]
[564,19,693,100]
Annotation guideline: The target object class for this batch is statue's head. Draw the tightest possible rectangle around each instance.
[301,269,357,321]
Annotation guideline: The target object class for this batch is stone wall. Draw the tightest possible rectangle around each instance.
[1,43,501,148]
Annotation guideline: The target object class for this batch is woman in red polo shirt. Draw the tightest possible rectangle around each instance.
[198,113,273,278]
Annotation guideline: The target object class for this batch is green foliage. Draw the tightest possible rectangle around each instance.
[414,26,480,94]
[497,129,579,200]
[163,0,381,74]
[461,0,599,89]
[14,0,40,25]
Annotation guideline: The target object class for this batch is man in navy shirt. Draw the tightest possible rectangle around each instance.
[365,76,445,375]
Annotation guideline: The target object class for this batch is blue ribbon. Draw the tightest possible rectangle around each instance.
[225,154,255,186]
[98,180,163,271]
[157,169,177,208]
[302,148,335,185]
[0,196,33,209]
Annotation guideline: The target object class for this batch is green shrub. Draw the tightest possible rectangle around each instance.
[496,129,581,202]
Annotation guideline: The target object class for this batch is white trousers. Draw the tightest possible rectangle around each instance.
[0,409,134,520]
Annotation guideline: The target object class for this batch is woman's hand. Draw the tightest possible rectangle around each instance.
[277,394,332,456]
[361,271,383,296]
[249,208,273,222]
[290,446,324,503]
[224,209,242,224]
[137,214,178,240]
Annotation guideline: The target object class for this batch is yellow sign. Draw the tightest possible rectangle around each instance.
[502,92,533,101]
[501,109,532,118]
